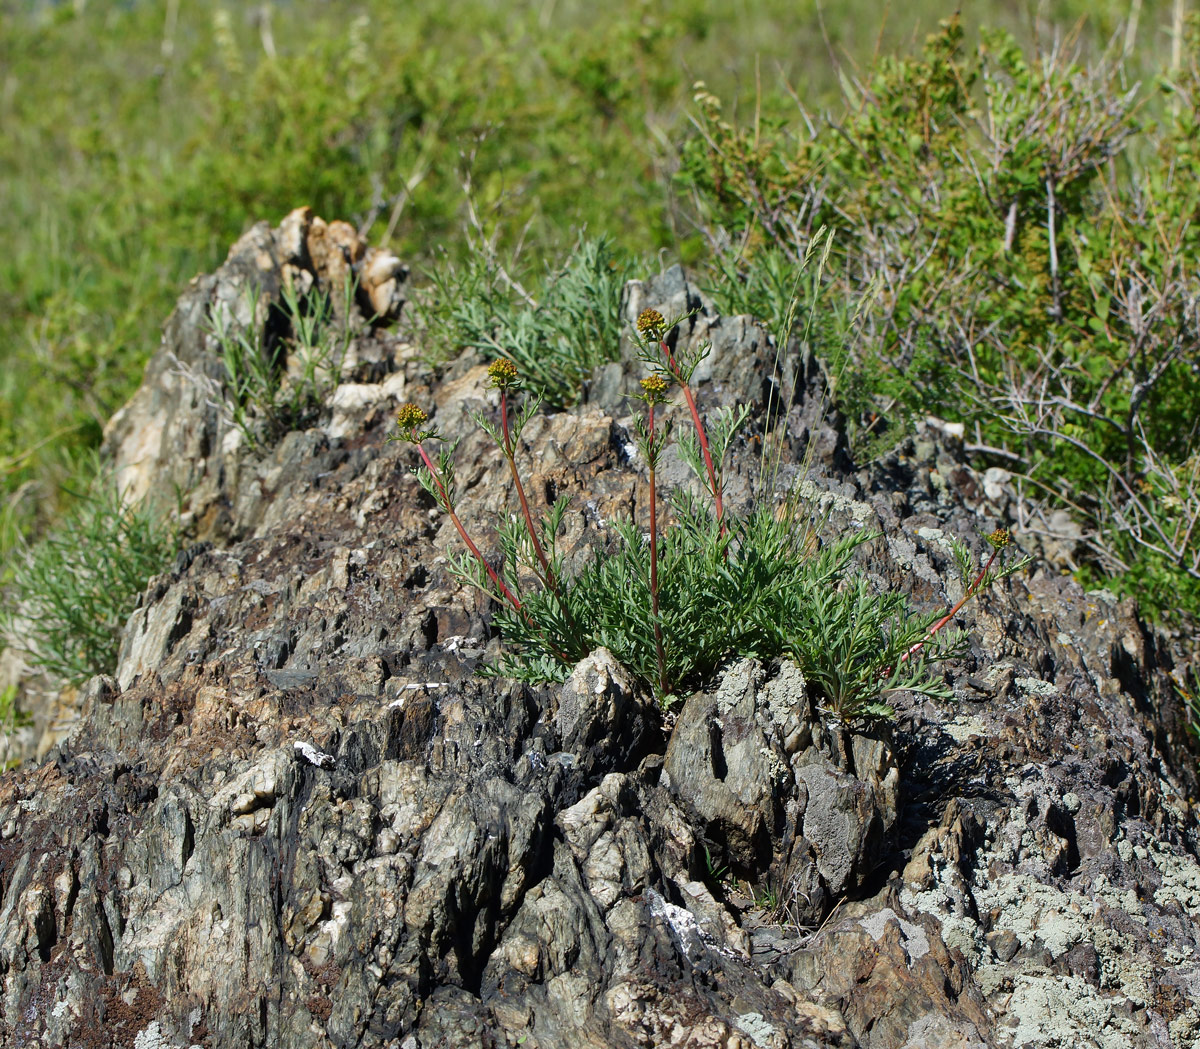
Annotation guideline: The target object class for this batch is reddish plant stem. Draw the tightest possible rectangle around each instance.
[647,402,669,698]
[498,392,581,649]
[414,441,523,614]
[658,338,725,536]
[900,547,1000,667]
[413,430,575,664]
[500,390,556,589]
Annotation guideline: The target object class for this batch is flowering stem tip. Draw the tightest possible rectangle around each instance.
[637,307,725,535]
[637,308,667,342]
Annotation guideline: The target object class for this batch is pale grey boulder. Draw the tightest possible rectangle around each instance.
[664,659,899,924]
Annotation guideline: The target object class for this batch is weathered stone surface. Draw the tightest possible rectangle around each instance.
[0,214,1197,1048]
[663,659,898,922]
[102,207,408,526]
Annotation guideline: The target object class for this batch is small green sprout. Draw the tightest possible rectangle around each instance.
[704,845,731,886]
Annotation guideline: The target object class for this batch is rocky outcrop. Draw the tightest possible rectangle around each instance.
[1,214,1198,1048]
[663,660,899,926]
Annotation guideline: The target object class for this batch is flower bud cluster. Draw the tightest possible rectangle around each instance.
[395,403,428,439]
[986,528,1012,550]
[637,308,666,341]
[488,358,519,389]
[639,374,669,404]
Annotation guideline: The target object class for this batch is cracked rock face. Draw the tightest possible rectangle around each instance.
[663,659,899,924]
[1,214,1199,1048]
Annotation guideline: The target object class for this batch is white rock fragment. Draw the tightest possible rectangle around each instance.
[982,466,1011,502]
[645,887,740,963]
[208,749,289,817]
[327,382,388,439]
[293,741,335,769]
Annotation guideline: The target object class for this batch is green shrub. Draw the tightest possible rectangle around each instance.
[1,476,180,684]
[679,16,1200,625]
[1,0,1181,579]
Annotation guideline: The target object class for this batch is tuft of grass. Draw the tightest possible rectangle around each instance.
[208,276,356,451]
[704,846,732,888]
[753,880,780,913]
[0,684,32,772]
[418,236,635,406]
[0,474,181,685]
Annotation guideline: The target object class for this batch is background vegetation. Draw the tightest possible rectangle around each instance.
[2,0,1198,695]
[683,13,1200,624]
[0,0,1177,540]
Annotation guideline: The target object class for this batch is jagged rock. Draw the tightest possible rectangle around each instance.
[102,207,409,527]
[587,266,771,420]
[0,214,1198,1048]
[663,659,899,923]
[361,246,408,320]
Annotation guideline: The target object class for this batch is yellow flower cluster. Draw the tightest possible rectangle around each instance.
[395,403,428,433]
[637,308,666,341]
[487,358,519,389]
[639,374,669,403]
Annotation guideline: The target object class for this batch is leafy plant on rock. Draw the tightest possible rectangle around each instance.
[0,472,181,685]
[394,311,1029,717]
